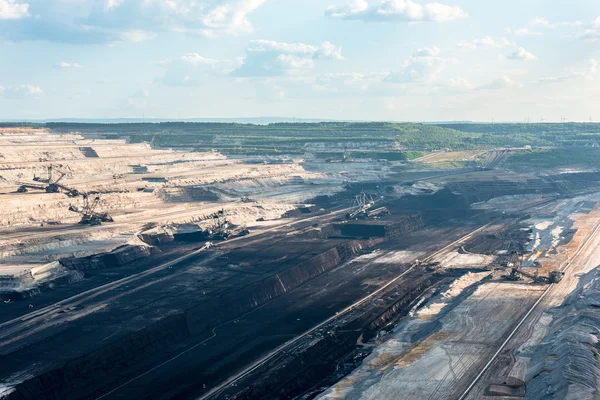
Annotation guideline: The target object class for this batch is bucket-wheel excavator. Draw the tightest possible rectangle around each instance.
[506,251,564,284]
[18,165,80,197]
[68,194,113,226]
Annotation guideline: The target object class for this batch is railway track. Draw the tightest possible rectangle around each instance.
[457,211,600,400]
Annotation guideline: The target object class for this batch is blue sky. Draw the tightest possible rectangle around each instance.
[1,0,599,121]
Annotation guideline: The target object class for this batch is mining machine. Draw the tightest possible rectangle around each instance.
[16,182,47,193]
[18,165,80,196]
[346,191,374,220]
[205,209,249,240]
[68,194,113,226]
[346,190,389,220]
[208,209,232,240]
[505,251,564,284]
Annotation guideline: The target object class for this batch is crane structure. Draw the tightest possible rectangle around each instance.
[18,165,80,196]
[346,190,389,220]
[16,182,47,193]
[33,164,66,193]
[207,209,231,240]
[212,209,229,231]
[203,209,249,240]
[68,194,113,226]
[505,251,564,284]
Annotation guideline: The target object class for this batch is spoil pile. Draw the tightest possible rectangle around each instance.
[526,268,600,400]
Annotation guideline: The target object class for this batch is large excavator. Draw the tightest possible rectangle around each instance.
[18,165,80,197]
[68,194,113,225]
[506,251,564,284]
[345,190,389,220]
[16,182,47,193]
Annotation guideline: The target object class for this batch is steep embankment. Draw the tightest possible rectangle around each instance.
[526,268,600,400]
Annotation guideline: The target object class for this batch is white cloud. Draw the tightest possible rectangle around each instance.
[413,46,441,56]
[247,40,321,54]
[506,47,537,61]
[537,58,598,84]
[447,77,474,90]
[124,88,149,109]
[198,0,267,37]
[0,84,43,98]
[276,54,315,70]
[530,17,583,29]
[0,0,267,43]
[232,40,344,77]
[384,46,456,83]
[313,72,386,93]
[119,30,156,43]
[0,0,29,20]
[55,61,82,69]
[479,76,523,90]
[506,27,543,36]
[578,17,600,43]
[458,36,515,49]
[590,59,598,75]
[458,37,536,62]
[178,53,235,69]
[505,17,582,41]
[409,75,524,94]
[326,0,468,23]
[157,53,241,86]
[246,40,344,60]
[314,41,345,60]
[105,0,123,10]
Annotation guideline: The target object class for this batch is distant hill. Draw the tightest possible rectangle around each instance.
[0,117,358,125]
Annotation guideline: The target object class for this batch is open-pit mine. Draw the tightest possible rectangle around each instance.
[3,122,600,400]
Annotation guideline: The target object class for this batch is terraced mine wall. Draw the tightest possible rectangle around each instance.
[8,175,599,400]
[4,240,377,400]
[60,244,158,271]
[219,269,451,400]
[185,238,378,334]
[2,210,433,400]
[157,186,220,202]
[525,268,600,400]
[362,273,442,341]
[3,314,191,400]
[448,172,600,203]
[336,213,425,238]
[138,230,174,245]
[235,330,363,400]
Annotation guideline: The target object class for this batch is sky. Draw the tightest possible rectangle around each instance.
[1,0,600,122]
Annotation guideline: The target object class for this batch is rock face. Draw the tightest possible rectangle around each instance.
[335,214,426,238]
[60,244,158,271]
[186,238,378,335]
[2,314,191,400]
[526,269,600,400]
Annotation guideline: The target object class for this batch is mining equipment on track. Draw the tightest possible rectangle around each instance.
[18,165,80,196]
[206,209,249,240]
[505,251,564,284]
[346,190,389,220]
[16,182,47,193]
[68,194,113,225]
